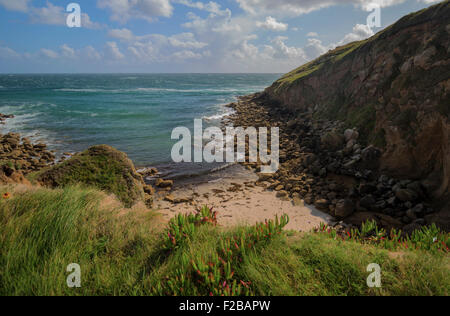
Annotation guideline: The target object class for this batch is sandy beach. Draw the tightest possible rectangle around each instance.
[154,164,333,232]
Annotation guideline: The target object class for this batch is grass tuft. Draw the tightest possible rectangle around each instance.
[0,186,448,296]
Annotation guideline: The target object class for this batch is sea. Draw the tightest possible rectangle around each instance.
[0,74,281,180]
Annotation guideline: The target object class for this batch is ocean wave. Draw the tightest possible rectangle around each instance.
[0,114,61,149]
[54,88,107,93]
[53,86,267,94]
[202,109,235,121]
[0,102,57,113]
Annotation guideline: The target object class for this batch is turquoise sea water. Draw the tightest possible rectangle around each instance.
[0,74,280,179]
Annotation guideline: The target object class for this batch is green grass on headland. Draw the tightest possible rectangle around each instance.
[0,185,448,296]
[36,145,145,208]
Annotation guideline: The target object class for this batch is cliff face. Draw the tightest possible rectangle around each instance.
[264,1,450,200]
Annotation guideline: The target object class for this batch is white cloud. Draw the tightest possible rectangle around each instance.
[30,1,65,25]
[108,28,209,64]
[40,48,59,59]
[304,38,328,58]
[0,0,30,12]
[97,0,173,23]
[256,16,288,31]
[171,50,203,60]
[60,44,77,59]
[0,46,21,59]
[336,23,375,46]
[28,1,102,29]
[174,0,224,14]
[105,42,125,60]
[82,13,104,30]
[168,33,208,49]
[270,36,306,59]
[307,32,319,37]
[108,28,137,42]
[81,46,102,60]
[235,0,437,16]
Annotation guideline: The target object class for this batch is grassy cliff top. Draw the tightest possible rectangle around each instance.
[273,0,449,89]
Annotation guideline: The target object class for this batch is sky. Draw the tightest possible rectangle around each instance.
[0,0,442,73]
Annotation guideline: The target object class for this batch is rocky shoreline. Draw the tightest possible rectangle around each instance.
[225,94,448,234]
[1,103,448,233]
[0,114,57,184]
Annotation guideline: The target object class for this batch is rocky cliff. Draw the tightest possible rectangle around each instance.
[263,1,450,202]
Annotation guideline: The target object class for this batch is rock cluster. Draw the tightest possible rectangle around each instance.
[0,113,14,124]
[0,132,56,174]
[227,95,439,232]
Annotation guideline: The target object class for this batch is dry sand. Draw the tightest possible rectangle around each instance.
[154,165,334,232]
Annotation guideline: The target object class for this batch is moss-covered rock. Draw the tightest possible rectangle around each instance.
[37,145,145,207]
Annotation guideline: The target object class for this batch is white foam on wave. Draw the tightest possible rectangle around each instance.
[54,86,268,94]
[0,114,59,148]
[54,88,106,93]
[202,101,236,121]
[1,113,40,131]
[202,110,235,121]
[0,101,56,113]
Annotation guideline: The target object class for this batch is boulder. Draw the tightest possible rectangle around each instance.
[155,178,174,188]
[361,146,381,168]
[143,184,155,195]
[359,183,377,194]
[359,195,376,210]
[395,189,418,202]
[314,198,330,211]
[335,199,355,218]
[321,131,345,151]
[276,190,288,198]
[257,173,274,182]
[164,194,176,203]
[344,129,359,142]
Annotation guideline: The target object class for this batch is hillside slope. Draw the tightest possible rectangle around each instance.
[263,1,450,201]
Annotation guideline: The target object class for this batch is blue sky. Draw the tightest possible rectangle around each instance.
[0,0,442,73]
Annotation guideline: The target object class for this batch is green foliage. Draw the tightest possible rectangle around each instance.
[0,160,14,169]
[154,211,289,296]
[273,38,367,95]
[164,206,218,250]
[345,105,377,145]
[316,220,449,253]
[0,185,448,296]
[37,145,145,207]
[0,185,158,295]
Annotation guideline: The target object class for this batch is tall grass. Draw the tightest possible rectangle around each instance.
[0,186,158,295]
[0,185,448,296]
